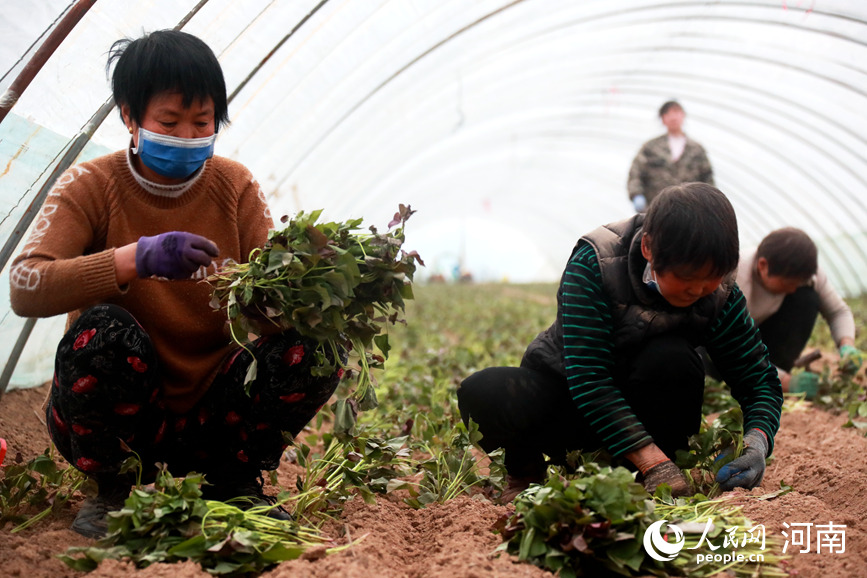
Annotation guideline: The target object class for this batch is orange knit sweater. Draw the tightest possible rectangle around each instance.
[9,150,274,412]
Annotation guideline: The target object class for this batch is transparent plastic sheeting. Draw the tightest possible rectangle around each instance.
[2,0,867,390]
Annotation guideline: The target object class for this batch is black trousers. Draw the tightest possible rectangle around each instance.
[457,334,705,478]
[758,286,820,372]
[47,304,343,485]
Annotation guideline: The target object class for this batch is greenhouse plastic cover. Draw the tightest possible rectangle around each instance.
[2,0,867,391]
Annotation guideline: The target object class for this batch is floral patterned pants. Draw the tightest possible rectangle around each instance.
[47,304,343,483]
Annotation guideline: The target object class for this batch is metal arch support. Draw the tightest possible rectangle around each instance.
[0,0,214,402]
[0,318,36,403]
[0,0,98,126]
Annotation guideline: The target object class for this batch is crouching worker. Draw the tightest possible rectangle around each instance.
[8,30,342,538]
[458,183,783,502]
[733,227,862,399]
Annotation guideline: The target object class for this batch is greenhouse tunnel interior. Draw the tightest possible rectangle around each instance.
[2,0,867,393]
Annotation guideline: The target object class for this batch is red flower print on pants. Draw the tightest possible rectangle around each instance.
[127,356,148,373]
[222,348,243,374]
[237,450,249,463]
[76,457,101,472]
[280,392,306,403]
[71,423,93,436]
[51,406,68,435]
[155,420,167,443]
[283,345,305,366]
[72,375,97,393]
[73,328,97,350]
[226,411,241,425]
[114,403,141,416]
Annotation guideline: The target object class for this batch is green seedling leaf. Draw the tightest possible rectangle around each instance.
[653,483,673,504]
[244,359,258,391]
[373,334,391,360]
[331,399,358,437]
[357,384,379,412]
[266,246,295,273]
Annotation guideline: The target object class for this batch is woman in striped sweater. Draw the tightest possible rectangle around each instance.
[458,183,783,502]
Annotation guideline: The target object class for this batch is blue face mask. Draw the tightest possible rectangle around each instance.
[643,263,664,297]
[132,128,216,179]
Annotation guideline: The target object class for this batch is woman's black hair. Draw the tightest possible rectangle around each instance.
[756,227,818,279]
[107,30,229,131]
[643,182,739,277]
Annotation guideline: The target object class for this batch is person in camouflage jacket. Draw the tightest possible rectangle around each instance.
[627,101,714,212]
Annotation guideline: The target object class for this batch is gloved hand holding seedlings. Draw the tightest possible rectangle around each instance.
[839,343,864,374]
[136,231,219,279]
[627,444,692,498]
[715,428,768,491]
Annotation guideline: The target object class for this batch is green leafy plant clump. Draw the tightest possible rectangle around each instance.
[209,204,423,434]
[495,461,786,578]
[804,299,867,433]
[1,448,85,532]
[290,430,414,521]
[495,462,654,577]
[810,357,867,434]
[61,465,338,575]
[387,420,507,508]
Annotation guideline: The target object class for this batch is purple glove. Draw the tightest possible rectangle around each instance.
[135,232,219,279]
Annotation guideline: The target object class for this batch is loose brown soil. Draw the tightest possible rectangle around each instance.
[1,383,865,577]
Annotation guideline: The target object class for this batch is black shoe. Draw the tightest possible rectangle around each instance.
[201,473,293,522]
[71,480,131,539]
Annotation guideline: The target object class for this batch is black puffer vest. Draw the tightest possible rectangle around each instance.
[521,215,734,378]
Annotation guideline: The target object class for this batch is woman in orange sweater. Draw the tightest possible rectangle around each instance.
[9,30,341,538]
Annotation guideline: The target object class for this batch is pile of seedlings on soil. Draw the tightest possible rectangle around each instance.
[495,455,787,578]
[60,463,339,575]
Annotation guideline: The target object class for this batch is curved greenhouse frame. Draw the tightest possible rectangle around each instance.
[2,0,866,392]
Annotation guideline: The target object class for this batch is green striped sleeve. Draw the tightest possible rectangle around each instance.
[705,285,784,455]
[560,241,652,457]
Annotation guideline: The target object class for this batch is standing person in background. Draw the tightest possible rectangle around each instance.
[627,101,714,213]
[734,228,862,398]
[8,30,343,539]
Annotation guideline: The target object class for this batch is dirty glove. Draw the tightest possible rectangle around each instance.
[136,231,219,279]
[632,194,647,213]
[642,459,692,497]
[715,429,768,492]
[788,371,819,400]
[839,344,863,374]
